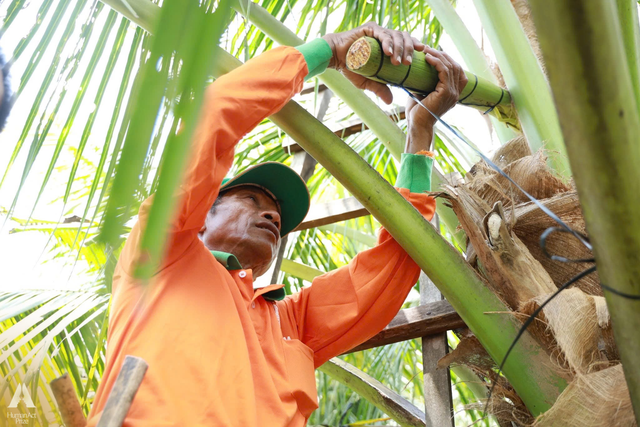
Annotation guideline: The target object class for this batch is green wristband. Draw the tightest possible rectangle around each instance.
[295,38,333,80]
[395,153,434,193]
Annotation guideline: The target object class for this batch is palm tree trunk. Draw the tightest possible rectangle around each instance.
[528,0,640,421]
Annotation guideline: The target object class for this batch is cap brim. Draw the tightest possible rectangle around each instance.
[220,162,310,236]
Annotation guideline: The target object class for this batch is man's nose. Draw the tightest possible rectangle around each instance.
[262,209,281,231]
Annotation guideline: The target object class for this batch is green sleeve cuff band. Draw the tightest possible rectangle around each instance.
[295,38,332,80]
[396,153,434,193]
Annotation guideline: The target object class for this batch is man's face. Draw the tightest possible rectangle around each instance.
[198,186,282,278]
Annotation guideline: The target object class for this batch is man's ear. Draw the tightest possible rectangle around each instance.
[198,223,207,240]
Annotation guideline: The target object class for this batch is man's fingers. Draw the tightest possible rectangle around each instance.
[425,46,452,70]
[365,80,394,104]
[378,31,394,57]
[391,31,404,65]
[343,69,393,104]
[412,37,425,51]
[402,32,414,64]
[424,49,450,88]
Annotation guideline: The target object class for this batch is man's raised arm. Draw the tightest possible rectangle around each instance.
[119,23,423,276]
[276,47,468,367]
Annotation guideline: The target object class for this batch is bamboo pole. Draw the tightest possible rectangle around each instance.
[100,0,568,413]
[346,36,519,129]
[528,0,640,422]
[472,0,571,178]
[423,0,517,144]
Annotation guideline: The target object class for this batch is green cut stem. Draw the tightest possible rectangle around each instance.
[346,37,518,129]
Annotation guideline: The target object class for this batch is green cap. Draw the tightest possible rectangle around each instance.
[220,162,310,237]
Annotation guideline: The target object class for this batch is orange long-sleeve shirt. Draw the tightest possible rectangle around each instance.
[87,44,435,426]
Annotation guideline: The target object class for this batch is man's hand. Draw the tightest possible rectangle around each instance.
[322,22,424,104]
[405,47,468,153]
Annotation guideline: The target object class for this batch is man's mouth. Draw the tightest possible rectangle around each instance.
[255,221,279,240]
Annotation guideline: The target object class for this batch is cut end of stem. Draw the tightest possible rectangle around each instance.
[346,37,372,72]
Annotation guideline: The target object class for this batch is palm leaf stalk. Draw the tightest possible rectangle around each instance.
[423,0,517,144]
[345,36,518,128]
[615,0,640,116]
[319,358,426,427]
[267,91,566,416]
[100,0,566,414]
[528,0,640,421]
[472,0,571,178]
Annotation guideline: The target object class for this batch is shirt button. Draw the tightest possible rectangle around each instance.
[239,271,247,278]
[251,302,256,309]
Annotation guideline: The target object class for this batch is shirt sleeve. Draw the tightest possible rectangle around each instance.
[276,189,437,368]
[118,46,309,276]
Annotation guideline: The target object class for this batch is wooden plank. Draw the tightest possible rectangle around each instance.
[300,83,328,95]
[421,272,454,427]
[345,300,465,354]
[295,196,369,231]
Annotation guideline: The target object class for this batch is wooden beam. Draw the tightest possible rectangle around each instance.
[295,196,369,231]
[345,300,465,354]
[300,83,328,95]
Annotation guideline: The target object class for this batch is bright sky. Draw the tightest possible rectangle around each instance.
[0,0,500,292]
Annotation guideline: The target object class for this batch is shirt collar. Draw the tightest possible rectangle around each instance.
[210,250,243,270]
[210,250,285,301]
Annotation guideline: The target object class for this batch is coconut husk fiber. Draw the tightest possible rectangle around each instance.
[442,187,556,310]
[533,364,636,427]
[520,289,605,374]
[465,137,571,210]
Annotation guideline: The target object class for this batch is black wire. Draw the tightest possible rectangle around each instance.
[482,89,504,115]
[539,227,595,264]
[458,74,478,104]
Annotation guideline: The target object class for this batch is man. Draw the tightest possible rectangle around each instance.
[87,22,467,426]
